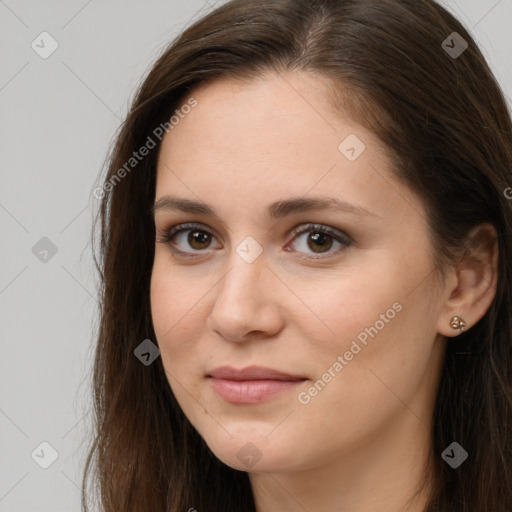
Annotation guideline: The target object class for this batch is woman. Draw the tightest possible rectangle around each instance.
[83,0,512,510]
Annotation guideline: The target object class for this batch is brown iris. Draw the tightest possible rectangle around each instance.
[307,232,333,253]
[188,230,212,250]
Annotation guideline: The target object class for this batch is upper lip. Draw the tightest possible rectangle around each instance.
[207,365,306,381]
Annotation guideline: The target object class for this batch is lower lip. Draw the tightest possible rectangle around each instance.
[208,378,306,404]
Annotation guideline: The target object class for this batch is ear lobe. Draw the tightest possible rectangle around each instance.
[437,223,499,338]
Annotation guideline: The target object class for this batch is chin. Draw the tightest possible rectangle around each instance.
[202,430,301,473]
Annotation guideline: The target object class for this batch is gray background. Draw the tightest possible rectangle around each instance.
[1,1,511,510]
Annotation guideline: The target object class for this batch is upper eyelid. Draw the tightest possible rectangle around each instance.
[159,221,347,236]
[290,223,351,242]
[163,222,221,240]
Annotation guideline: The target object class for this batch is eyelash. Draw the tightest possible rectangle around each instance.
[155,222,352,260]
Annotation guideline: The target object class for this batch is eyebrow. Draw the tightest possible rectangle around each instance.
[151,195,378,220]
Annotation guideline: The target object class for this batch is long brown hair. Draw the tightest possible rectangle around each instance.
[83,1,512,510]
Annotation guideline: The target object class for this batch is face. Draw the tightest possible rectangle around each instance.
[150,71,447,474]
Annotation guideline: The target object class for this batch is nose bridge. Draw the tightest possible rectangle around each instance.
[207,234,283,340]
[219,235,267,303]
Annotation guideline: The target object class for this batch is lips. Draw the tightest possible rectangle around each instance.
[207,365,306,381]
[207,365,307,404]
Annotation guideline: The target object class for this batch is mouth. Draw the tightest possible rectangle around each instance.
[207,365,307,404]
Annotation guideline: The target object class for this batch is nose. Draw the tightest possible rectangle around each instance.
[207,250,285,343]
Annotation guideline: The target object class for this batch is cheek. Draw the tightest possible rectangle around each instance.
[290,307,436,464]
[150,262,210,423]
[283,259,401,349]
[290,255,437,410]
[150,260,205,366]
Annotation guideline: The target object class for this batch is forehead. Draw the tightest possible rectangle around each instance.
[162,71,363,166]
[154,71,419,224]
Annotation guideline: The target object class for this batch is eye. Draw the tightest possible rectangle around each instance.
[155,222,351,260]
[286,223,351,259]
[155,223,221,257]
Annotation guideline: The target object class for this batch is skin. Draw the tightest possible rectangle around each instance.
[150,71,498,512]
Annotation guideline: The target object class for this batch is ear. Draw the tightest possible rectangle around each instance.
[437,223,499,338]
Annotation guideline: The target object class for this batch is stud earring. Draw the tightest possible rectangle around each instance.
[450,315,466,333]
